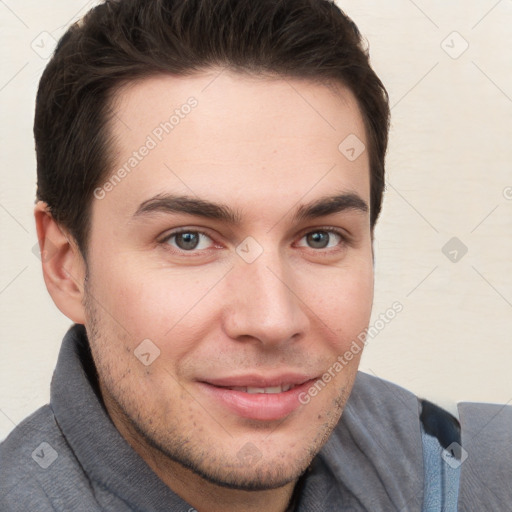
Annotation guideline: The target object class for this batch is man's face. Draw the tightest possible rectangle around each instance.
[83,70,374,490]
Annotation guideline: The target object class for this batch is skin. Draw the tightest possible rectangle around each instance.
[35,69,374,512]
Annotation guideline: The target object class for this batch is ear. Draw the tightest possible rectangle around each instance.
[34,201,87,324]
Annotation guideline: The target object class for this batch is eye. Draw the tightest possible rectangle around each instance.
[297,229,344,250]
[163,230,215,251]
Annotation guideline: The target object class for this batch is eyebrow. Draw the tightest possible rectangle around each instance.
[132,191,368,224]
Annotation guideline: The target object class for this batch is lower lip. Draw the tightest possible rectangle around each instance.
[197,380,316,421]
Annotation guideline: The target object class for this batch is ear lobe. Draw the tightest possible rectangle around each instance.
[34,201,87,324]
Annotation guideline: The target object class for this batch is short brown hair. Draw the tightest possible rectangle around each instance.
[35,0,390,259]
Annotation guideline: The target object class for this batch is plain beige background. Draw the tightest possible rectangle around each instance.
[0,0,511,442]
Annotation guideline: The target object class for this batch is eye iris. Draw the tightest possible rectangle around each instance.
[176,232,199,250]
[307,231,329,249]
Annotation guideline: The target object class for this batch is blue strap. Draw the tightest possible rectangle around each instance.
[419,399,462,512]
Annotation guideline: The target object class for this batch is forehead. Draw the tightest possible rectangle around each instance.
[98,70,370,221]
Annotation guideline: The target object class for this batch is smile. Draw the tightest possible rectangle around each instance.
[198,375,318,421]
[221,384,295,393]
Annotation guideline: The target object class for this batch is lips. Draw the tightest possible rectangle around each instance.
[203,373,314,389]
[197,373,317,421]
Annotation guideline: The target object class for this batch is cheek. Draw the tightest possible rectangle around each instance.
[298,259,374,347]
[93,259,224,353]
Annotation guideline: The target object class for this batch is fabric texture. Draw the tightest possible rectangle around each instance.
[419,399,462,512]
[1,324,510,511]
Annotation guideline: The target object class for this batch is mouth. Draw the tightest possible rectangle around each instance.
[215,382,304,394]
[197,374,318,421]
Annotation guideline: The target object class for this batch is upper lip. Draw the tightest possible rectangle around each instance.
[201,373,316,388]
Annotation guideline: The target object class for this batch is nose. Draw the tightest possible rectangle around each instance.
[222,251,310,348]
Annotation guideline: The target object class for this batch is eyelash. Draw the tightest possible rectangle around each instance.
[159,227,350,256]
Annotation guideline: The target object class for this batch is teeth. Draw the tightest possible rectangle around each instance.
[246,387,266,394]
[228,384,294,394]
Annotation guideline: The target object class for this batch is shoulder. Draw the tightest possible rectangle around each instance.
[1,405,58,485]
[322,371,512,510]
[457,401,512,508]
[0,405,99,512]
[317,371,426,510]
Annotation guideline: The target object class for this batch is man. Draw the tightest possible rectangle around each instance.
[0,0,510,510]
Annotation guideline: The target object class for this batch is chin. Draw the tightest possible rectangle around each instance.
[144,427,314,492]
[180,456,308,492]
